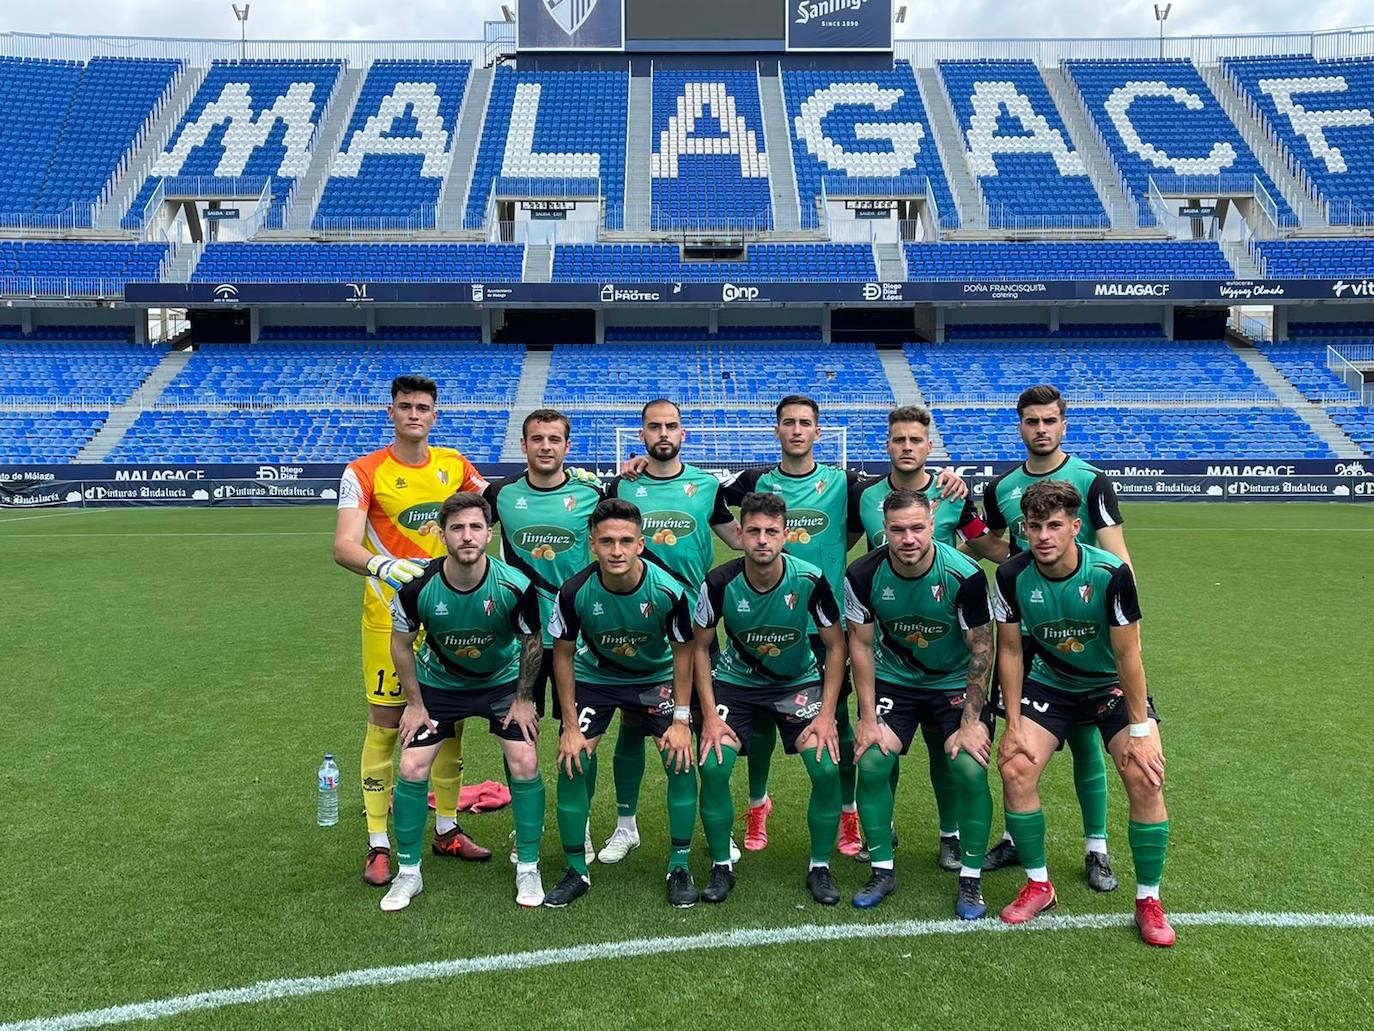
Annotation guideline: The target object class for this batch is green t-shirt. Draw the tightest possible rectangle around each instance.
[983,454,1123,555]
[486,471,605,647]
[549,559,694,686]
[609,464,733,591]
[695,553,840,690]
[992,543,1142,694]
[843,542,991,691]
[390,556,541,692]
[850,471,988,551]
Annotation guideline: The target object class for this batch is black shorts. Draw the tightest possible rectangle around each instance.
[712,680,825,756]
[990,634,1036,719]
[810,632,854,717]
[564,681,677,740]
[874,679,996,755]
[409,681,532,746]
[533,647,563,721]
[1017,679,1161,748]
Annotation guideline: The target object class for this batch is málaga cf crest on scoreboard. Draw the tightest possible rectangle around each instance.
[544,0,598,35]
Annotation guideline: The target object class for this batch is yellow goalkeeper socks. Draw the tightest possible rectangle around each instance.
[430,727,465,833]
[361,723,399,837]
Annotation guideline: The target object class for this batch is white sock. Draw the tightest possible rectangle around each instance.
[941,830,960,839]
[616,815,638,834]
[1025,866,1049,883]
[584,820,592,841]
[959,866,982,879]
[435,815,458,835]
[872,859,894,870]
[841,803,858,814]
[748,795,768,809]
[1085,836,1108,856]
[398,862,421,877]
[1001,831,1015,843]
[1136,884,1160,900]
[516,861,539,874]
[369,832,390,850]
[809,860,830,871]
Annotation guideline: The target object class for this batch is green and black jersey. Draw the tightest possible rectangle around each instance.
[607,464,732,591]
[549,559,694,686]
[850,472,988,551]
[695,553,841,690]
[485,471,605,647]
[991,543,1141,694]
[843,543,991,692]
[391,557,541,692]
[983,454,1123,555]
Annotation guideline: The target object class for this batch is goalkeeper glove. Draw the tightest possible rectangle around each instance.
[367,555,426,589]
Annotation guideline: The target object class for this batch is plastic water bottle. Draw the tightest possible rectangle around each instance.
[317,754,340,827]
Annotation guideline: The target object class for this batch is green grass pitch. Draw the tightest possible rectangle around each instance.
[3,503,1373,1030]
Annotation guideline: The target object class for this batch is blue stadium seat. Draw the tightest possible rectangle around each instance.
[904,241,1231,280]
[0,410,107,461]
[551,244,875,282]
[0,241,168,294]
[1253,238,1374,277]
[190,243,523,283]
[1259,321,1374,400]
[0,330,162,399]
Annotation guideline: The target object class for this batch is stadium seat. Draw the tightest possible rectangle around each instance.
[190,243,523,283]
[903,240,1231,281]
[1253,238,1374,277]
[551,244,875,283]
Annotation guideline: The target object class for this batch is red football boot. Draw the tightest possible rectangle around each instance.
[837,809,863,857]
[1135,897,1177,947]
[363,846,394,887]
[999,880,1057,924]
[432,826,493,862]
[744,796,773,852]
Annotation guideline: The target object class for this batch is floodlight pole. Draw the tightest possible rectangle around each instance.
[1154,3,1172,60]
[232,4,250,61]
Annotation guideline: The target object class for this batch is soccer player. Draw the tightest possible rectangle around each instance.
[334,374,492,889]
[993,481,1173,947]
[693,491,846,905]
[980,384,1131,890]
[845,489,995,916]
[485,409,604,859]
[599,399,740,865]
[850,404,997,871]
[544,498,699,908]
[381,492,546,911]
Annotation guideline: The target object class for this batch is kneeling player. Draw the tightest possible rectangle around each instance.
[545,498,699,908]
[845,489,995,916]
[383,492,547,912]
[694,492,846,906]
[994,481,1173,946]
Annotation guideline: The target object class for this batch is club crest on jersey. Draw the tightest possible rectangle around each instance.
[784,592,798,610]
[1079,584,1094,604]
[737,598,751,613]
[483,598,495,615]
[931,583,944,603]
[1030,588,1044,603]
[815,480,828,494]
[881,586,895,601]
[640,601,655,618]
[593,602,604,615]
[435,602,449,615]
[437,469,449,486]
[564,496,577,512]
[683,482,698,497]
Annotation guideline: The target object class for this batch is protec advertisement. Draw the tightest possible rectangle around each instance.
[786,0,893,51]
[518,0,624,51]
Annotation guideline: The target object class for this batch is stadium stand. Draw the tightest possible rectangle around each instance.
[904,240,1232,280]
[0,242,168,292]
[1328,407,1374,451]
[781,61,958,230]
[1064,58,1295,226]
[937,59,1108,228]
[314,60,470,228]
[1253,238,1374,277]
[0,58,86,220]
[651,70,772,230]
[1256,328,1367,401]
[551,244,875,283]
[0,411,107,461]
[1223,56,1374,223]
[189,243,523,282]
[0,332,164,400]
[604,326,822,341]
[466,67,629,230]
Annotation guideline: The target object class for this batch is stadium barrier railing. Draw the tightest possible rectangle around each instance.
[93,60,190,222]
[1054,61,1143,228]
[1328,345,1374,403]
[312,205,442,238]
[0,276,135,299]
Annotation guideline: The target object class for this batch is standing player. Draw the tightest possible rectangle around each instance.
[980,384,1131,890]
[693,492,846,905]
[845,490,995,916]
[545,498,699,908]
[993,481,1172,947]
[382,492,546,911]
[333,374,492,889]
[599,399,740,864]
[850,404,997,870]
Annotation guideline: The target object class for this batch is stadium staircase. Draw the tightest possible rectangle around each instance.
[160,240,204,283]
[757,71,803,233]
[1225,336,1365,457]
[622,73,653,234]
[76,349,190,461]
[1040,66,1139,230]
[878,347,950,461]
[913,66,986,230]
[1197,64,1325,230]
[282,66,367,233]
[94,65,209,232]
[874,241,907,282]
[523,241,553,283]
[436,65,494,235]
[500,348,552,460]
[1223,240,1266,279]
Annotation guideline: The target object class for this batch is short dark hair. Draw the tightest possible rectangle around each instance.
[589,497,642,531]
[641,398,681,423]
[438,491,491,528]
[522,408,572,439]
[391,374,437,402]
[1017,384,1066,417]
[775,394,819,422]
[739,491,787,525]
[881,488,932,518]
[888,405,932,429]
[1020,480,1081,523]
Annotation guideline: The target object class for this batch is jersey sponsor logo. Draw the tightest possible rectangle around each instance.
[396,477,408,489]
[1029,588,1044,603]
[792,691,823,720]
[600,628,654,657]
[514,524,577,559]
[593,601,604,615]
[515,497,529,509]
[881,586,895,601]
[737,598,751,613]
[645,510,696,546]
[884,616,951,649]
[785,508,829,544]
[398,502,443,532]
[1032,618,1100,654]
[1010,487,1023,499]
[435,601,449,615]
[741,625,804,657]
[635,485,648,497]
[437,629,497,658]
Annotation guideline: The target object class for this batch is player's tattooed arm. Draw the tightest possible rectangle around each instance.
[515,632,543,704]
[961,622,993,724]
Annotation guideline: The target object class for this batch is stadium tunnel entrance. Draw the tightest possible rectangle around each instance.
[493,308,595,347]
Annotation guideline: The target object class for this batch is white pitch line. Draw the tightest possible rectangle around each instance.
[2,911,1370,1031]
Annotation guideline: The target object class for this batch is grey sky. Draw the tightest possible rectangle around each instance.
[1,1,1368,43]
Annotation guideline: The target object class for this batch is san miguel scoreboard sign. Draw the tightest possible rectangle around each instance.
[787,0,893,50]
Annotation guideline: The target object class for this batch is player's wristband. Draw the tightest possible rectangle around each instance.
[673,706,691,723]
[1128,721,1152,738]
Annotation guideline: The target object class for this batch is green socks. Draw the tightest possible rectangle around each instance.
[747,722,775,802]
[922,722,959,835]
[802,749,842,866]
[836,698,857,808]
[699,745,740,864]
[949,751,992,869]
[661,749,697,872]
[1067,723,1109,841]
[1004,808,1048,874]
[613,716,647,818]
[855,747,898,864]
[508,773,546,865]
[1128,819,1169,888]
[393,776,430,868]
[556,753,593,876]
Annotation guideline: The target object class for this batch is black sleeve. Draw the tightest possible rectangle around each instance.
[957,495,989,540]
[955,570,992,631]
[510,582,542,636]
[720,465,764,506]
[482,478,504,526]
[1105,563,1142,626]
[391,577,424,633]
[982,475,1007,532]
[548,582,582,641]
[707,481,733,526]
[605,475,624,500]
[1086,473,1124,531]
[846,474,871,534]
[992,558,1024,623]
[841,549,880,624]
[665,587,695,643]
[694,563,733,628]
[808,575,841,629]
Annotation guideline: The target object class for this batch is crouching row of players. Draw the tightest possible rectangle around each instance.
[382,481,1174,947]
